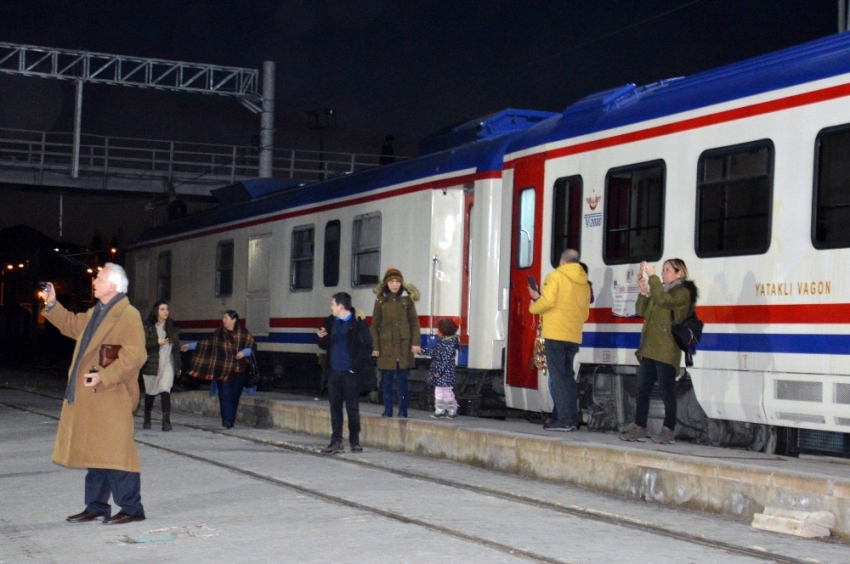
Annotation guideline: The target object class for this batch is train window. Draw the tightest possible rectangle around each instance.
[696,140,773,257]
[157,251,172,301]
[290,225,315,290]
[517,188,535,268]
[814,125,850,248]
[352,212,381,286]
[604,161,665,264]
[323,220,341,287]
[551,176,583,268]
[215,241,234,297]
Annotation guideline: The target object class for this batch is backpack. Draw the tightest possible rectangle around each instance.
[669,281,703,367]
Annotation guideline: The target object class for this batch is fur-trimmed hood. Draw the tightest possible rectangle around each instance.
[681,280,699,306]
[373,280,420,302]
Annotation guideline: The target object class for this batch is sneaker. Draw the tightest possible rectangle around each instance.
[543,420,577,432]
[651,427,675,444]
[350,444,363,453]
[431,411,446,419]
[446,411,457,419]
[321,441,344,455]
[620,424,647,442]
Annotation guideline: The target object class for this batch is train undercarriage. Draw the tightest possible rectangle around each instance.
[192,351,848,459]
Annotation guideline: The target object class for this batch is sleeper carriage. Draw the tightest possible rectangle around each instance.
[128,33,850,457]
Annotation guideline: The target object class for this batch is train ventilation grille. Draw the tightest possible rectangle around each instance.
[775,380,822,402]
[776,412,826,424]
[798,429,850,458]
[835,383,850,404]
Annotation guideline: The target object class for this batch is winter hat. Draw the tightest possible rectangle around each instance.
[383,267,403,284]
[437,318,458,337]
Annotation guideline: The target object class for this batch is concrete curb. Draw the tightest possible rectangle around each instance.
[172,391,850,539]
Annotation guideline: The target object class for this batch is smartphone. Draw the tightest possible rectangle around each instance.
[528,275,539,293]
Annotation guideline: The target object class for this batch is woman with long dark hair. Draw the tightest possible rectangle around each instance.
[141,300,181,431]
[182,310,255,429]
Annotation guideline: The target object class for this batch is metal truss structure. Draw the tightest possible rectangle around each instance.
[0,42,273,182]
[0,42,261,106]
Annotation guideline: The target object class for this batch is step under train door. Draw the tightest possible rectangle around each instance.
[506,155,545,410]
[247,234,272,337]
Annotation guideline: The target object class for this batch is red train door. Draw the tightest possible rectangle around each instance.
[506,155,545,390]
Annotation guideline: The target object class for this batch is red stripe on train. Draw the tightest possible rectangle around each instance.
[508,82,850,166]
[131,170,502,250]
[588,303,850,324]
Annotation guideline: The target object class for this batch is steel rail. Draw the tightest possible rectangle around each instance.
[0,388,820,564]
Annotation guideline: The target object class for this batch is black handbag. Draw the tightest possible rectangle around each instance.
[670,308,704,367]
[244,355,261,388]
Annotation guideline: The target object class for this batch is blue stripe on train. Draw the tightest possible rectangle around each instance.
[583,332,850,355]
[182,331,850,356]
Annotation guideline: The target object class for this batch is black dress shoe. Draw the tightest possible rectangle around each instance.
[103,512,146,525]
[66,511,101,523]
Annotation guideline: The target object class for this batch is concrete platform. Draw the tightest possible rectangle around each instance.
[172,390,850,540]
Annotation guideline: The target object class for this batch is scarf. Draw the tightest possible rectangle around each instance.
[65,293,125,404]
[187,324,254,382]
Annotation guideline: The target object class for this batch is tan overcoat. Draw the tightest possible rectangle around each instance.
[43,297,147,472]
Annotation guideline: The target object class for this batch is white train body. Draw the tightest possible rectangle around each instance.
[129,34,850,453]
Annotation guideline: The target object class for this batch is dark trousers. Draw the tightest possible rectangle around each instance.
[327,370,361,445]
[218,371,246,425]
[635,357,678,430]
[545,339,580,427]
[84,468,144,517]
[382,367,410,416]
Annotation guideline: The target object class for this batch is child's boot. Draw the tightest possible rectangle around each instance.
[446,399,459,419]
[431,399,447,419]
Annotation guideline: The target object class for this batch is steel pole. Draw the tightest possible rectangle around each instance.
[71,79,83,178]
[259,61,275,178]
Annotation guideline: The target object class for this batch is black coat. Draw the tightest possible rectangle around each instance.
[317,314,375,392]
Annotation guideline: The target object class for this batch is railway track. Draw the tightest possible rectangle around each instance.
[1,386,835,564]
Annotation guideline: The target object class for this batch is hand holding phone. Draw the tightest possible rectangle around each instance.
[528,275,539,293]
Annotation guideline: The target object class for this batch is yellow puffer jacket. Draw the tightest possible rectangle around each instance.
[528,263,590,344]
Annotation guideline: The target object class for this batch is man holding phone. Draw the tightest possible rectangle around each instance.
[41,264,148,524]
[528,249,591,432]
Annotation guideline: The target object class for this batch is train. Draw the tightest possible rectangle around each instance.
[127,32,850,458]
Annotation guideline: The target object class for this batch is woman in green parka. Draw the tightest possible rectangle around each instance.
[371,267,421,417]
[621,258,697,445]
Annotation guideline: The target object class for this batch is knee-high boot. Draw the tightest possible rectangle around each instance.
[161,392,172,431]
[143,394,155,429]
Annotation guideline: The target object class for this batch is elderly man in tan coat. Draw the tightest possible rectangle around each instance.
[42,263,148,525]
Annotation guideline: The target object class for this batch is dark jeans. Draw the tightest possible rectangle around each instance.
[218,371,246,425]
[328,370,361,444]
[545,339,580,427]
[84,468,144,517]
[635,357,678,430]
[382,368,409,416]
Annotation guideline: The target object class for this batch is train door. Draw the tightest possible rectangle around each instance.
[247,234,271,336]
[506,155,545,390]
[461,189,474,346]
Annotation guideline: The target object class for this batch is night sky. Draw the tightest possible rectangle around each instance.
[0,0,840,245]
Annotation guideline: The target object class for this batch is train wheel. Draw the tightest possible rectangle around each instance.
[705,417,731,447]
[748,424,776,453]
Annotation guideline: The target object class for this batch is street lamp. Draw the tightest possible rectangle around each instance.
[306,108,337,180]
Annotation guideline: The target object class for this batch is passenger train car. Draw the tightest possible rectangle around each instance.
[128,33,850,457]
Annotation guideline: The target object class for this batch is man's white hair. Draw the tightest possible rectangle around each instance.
[104,263,129,294]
